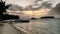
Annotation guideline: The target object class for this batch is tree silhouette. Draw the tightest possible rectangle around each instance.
[0,0,11,14]
[0,0,19,21]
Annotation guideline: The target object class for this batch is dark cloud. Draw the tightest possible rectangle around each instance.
[34,0,42,3]
[7,1,52,11]
[24,5,42,11]
[42,1,52,9]
[23,1,52,11]
[51,3,60,14]
[8,4,23,11]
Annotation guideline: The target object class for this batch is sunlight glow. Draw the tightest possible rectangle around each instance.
[7,8,50,18]
[23,9,50,18]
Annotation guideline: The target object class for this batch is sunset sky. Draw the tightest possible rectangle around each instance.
[3,0,60,7]
[2,0,60,18]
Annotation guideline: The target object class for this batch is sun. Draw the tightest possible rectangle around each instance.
[23,11,32,15]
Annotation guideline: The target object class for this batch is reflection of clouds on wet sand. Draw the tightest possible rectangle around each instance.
[15,19,60,34]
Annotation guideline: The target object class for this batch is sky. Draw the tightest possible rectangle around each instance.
[2,0,60,18]
[3,0,36,8]
[3,0,60,7]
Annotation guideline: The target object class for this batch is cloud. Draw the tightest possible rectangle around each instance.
[34,0,42,3]
[23,1,52,11]
[7,0,52,11]
[8,4,23,11]
[42,1,52,9]
[51,3,60,14]
[24,5,42,11]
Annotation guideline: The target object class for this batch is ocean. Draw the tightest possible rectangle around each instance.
[14,18,60,34]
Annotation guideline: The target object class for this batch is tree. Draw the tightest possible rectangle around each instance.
[0,0,11,14]
[0,0,19,21]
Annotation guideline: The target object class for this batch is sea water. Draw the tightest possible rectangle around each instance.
[15,18,60,34]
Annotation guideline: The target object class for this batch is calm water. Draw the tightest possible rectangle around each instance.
[15,18,60,34]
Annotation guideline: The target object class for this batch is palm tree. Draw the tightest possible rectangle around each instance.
[0,0,19,21]
[0,0,11,14]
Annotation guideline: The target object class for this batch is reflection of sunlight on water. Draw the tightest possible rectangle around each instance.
[15,19,60,34]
